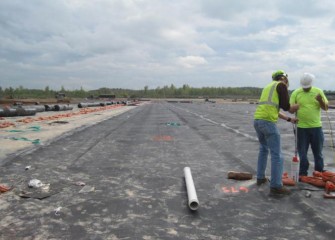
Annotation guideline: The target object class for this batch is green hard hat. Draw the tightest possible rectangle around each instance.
[272,70,288,80]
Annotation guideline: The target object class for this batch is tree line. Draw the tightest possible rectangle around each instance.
[1,84,335,99]
[0,84,262,99]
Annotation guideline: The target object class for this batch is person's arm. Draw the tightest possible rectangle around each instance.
[277,82,299,113]
[277,83,290,111]
[315,93,328,111]
[279,111,298,123]
[289,90,297,112]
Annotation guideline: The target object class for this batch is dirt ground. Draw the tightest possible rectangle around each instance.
[0,103,141,161]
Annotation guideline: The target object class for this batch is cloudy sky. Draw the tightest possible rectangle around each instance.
[1,0,335,91]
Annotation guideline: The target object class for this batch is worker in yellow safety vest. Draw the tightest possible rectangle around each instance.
[254,70,299,196]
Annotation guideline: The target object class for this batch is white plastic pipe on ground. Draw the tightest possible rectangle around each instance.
[184,167,199,210]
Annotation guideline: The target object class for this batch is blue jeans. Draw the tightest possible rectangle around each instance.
[254,119,283,188]
[297,127,324,176]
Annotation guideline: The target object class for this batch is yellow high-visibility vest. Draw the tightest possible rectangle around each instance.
[254,81,280,122]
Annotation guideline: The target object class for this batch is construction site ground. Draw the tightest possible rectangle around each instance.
[0,100,335,239]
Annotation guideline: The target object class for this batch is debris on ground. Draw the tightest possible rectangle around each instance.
[227,171,253,180]
[74,181,86,186]
[0,184,11,193]
[79,185,95,193]
[54,207,62,216]
[11,137,40,144]
[28,179,43,188]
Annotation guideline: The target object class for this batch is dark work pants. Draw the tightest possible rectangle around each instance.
[297,127,324,176]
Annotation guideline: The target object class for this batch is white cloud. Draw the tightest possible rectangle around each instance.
[1,0,335,90]
[177,55,208,68]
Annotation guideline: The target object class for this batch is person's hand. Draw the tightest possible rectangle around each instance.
[291,117,299,124]
[289,104,299,113]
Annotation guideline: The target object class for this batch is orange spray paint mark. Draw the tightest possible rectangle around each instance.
[153,135,173,141]
[221,186,250,194]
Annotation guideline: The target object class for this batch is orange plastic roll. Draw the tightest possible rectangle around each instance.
[299,176,326,188]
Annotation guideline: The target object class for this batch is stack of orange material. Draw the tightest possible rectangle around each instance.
[299,175,326,188]
[0,121,15,128]
[0,184,10,193]
[282,172,296,186]
[16,117,34,123]
[313,171,335,198]
[324,181,335,199]
[298,171,335,199]
[325,181,335,193]
[313,171,335,183]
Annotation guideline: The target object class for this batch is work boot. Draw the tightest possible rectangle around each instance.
[256,178,268,185]
[270,186,291,195]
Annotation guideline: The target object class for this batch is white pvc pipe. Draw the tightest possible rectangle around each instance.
[184,167,199,210]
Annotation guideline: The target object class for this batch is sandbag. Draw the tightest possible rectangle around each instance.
[227,171,253,180]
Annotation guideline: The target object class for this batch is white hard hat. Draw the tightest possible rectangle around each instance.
[300,73,314,88]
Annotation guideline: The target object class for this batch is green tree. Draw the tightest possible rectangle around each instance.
[5,87,14,99]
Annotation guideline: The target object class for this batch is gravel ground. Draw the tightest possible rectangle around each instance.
[0,103,139,161]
